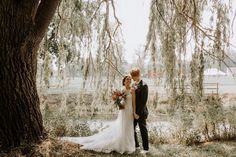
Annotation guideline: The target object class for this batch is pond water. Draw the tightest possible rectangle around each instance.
[77,116,174,138]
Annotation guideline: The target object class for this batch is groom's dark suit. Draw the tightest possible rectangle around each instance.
[134,80,149,150]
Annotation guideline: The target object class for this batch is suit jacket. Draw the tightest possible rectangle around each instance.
[135,80,148,118]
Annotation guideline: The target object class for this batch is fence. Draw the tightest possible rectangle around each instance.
[177,83,219,95]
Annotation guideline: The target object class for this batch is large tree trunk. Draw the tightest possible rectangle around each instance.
[0,0,60,149]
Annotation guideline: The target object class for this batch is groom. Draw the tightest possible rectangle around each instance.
[130,68,149,153]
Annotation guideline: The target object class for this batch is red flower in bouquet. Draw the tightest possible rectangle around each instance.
[111,89,127,110]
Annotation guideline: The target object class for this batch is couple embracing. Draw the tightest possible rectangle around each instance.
[63,68,149,154]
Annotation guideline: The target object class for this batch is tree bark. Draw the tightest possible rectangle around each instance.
[0,0,60,149]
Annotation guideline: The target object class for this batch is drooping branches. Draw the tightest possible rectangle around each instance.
[37,0,123,94]
[145,0,233,105]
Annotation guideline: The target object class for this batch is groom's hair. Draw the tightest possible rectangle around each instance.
[130,68,140,77]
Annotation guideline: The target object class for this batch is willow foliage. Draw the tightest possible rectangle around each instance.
[37,0,123,92]
[145,0,232,105]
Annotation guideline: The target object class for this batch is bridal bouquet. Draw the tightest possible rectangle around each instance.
[111,89,127,110]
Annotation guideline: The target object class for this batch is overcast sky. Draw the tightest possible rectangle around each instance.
[115,0,151,63]
[114,0,236,64]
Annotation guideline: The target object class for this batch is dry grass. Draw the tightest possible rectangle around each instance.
[1,93,228,156]
[1,138,236,157]
[40,93,236,143]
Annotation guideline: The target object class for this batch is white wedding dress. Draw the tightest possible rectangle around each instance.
[62,89,135,154]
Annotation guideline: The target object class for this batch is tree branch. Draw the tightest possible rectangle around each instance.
[111,0,121,36]
[197,41,236,78]
[104,57,124,77]
[155,0,172,30]
[231,11,236,36]
[172,0,236,49]
[89,0,104,24]
[33,0,61,44]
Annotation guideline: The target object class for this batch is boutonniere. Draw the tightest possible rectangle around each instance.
[131,83,138,90]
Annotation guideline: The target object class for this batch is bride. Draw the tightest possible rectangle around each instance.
[62,75,139,154]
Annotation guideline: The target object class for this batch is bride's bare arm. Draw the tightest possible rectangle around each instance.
[131,89,136,117]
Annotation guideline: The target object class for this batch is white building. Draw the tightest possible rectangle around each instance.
[204,68,227,76]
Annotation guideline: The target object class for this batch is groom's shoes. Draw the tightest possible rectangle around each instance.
[135,146,141,150]
[140,150,149,154]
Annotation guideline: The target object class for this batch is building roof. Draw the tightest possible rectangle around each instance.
[204,68,227,76]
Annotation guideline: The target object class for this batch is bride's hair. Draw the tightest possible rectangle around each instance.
[122,75,129,86]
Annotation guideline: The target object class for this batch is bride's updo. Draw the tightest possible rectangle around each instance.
[122,75,130,86]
